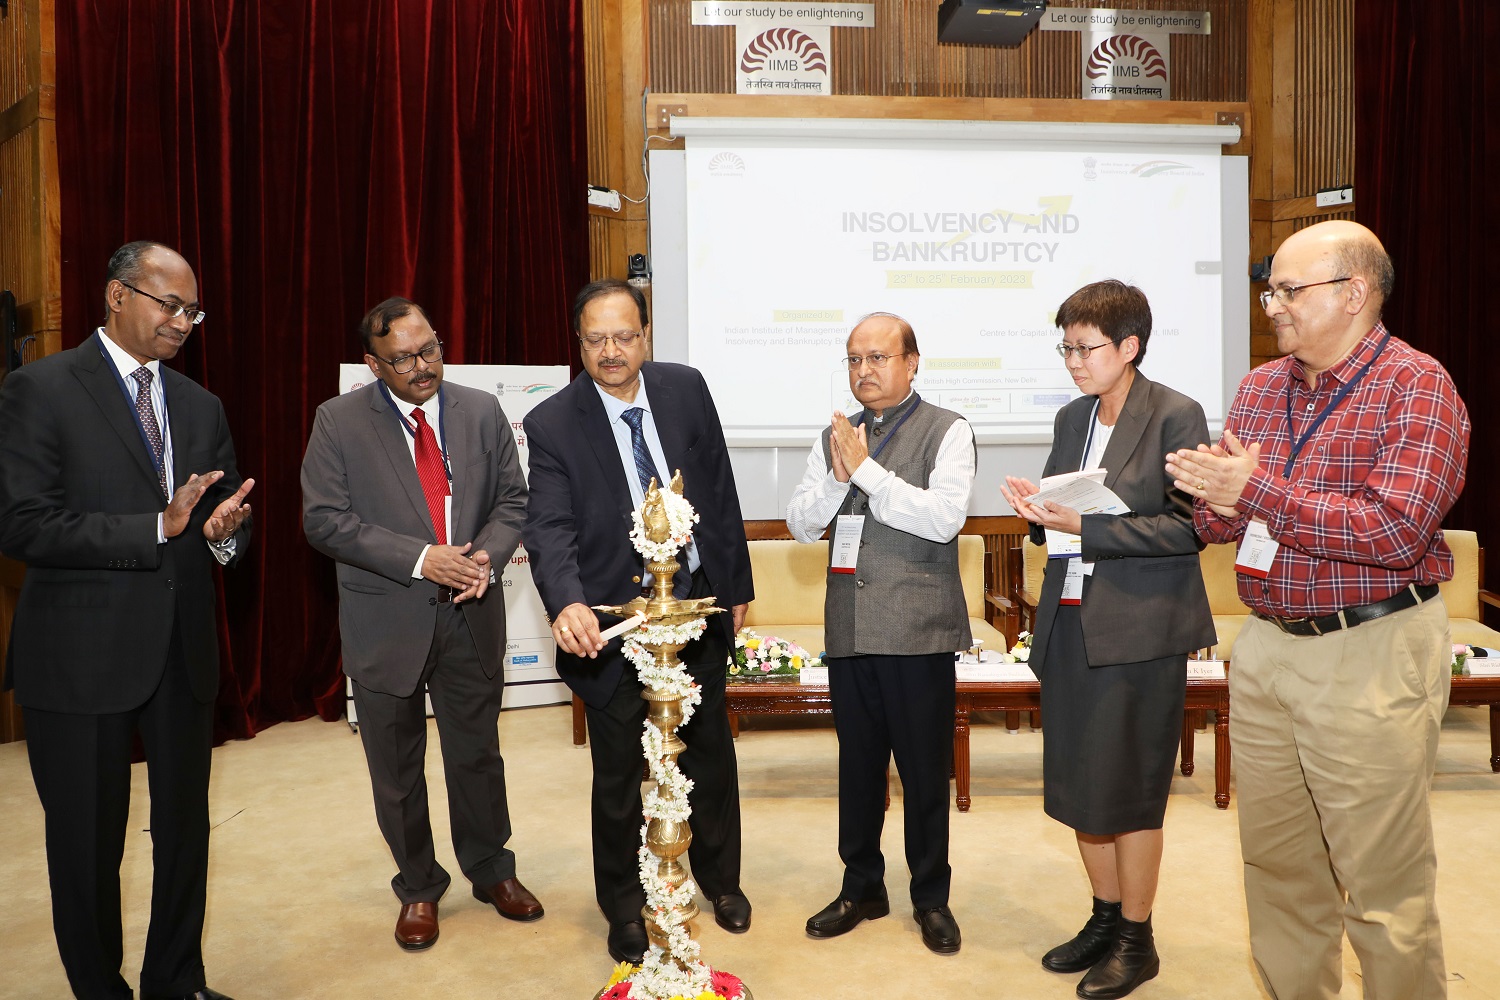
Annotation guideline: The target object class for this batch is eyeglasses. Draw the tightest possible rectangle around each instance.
[119,281,206,325]
[1055,341,1114,360]
[373,341,444,374]
[1259,277,1350,309]
[579,331,643,351]
[843,352,907,370]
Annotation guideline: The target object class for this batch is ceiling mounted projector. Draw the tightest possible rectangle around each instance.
[937,0,1048,47]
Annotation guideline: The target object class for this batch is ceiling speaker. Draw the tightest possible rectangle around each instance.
[937,0,1047,47]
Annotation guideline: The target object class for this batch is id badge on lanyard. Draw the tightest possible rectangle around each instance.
[1234,519,1278,579]
[831,514,865,574]
[1060,557,1084,605]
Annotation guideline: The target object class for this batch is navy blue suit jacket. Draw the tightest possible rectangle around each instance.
[522,362,753,709]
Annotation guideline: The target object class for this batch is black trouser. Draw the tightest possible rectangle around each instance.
[351,602,515,903]
[25,625,212,1000]
[827,652,956,910]
[582,570,743,925]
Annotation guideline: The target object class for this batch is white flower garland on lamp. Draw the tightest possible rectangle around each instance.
[629,492,699,563]
[613,485,738,999]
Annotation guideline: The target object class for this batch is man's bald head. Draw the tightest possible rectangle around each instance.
[1277,220,1394,313]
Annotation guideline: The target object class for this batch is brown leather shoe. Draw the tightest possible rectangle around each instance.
[472,877,545,921]
[395,901,439,950]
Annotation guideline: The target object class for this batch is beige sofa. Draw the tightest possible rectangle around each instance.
[743,535,1010,659]
[1018,528,1500,657]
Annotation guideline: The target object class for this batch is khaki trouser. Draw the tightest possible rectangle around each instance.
[1231,596,1450,1000]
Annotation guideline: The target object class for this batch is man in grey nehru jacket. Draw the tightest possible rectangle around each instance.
[787,312,976,956]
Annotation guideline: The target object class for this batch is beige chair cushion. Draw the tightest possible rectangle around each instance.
[742,539,829,627]
[742,535,1001,657]
[1441,529,1480,620]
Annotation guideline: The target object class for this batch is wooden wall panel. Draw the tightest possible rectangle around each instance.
[1,0,59,742]
[0,0,40,113]
[0,122,42,303]
[649,0,1247,101]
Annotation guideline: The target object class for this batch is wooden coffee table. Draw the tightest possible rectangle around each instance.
[720,674,1233,812]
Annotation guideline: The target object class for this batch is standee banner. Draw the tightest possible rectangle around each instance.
[337,363,569,717]
[1040,7,1211,102]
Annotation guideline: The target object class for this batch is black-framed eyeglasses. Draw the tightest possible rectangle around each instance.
[373,340,444,374]
[119,281,206,325]
[579,331,643,351]
[1259,277,1350,309]
[1055,341,1114,360]
[843,352,906,371]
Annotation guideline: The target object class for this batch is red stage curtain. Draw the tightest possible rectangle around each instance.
[1354,1,1499,535]
[55,1,588,741]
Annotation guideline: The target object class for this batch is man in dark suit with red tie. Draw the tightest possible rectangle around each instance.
[0,241,254,1000]
[522,279,754,964]
[301,297,541,952]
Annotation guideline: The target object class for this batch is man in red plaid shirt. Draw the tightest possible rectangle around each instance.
[1166,220,1469,1000]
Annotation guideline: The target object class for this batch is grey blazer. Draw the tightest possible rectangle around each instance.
[1028,371,1217,672]
[301,381,528,697]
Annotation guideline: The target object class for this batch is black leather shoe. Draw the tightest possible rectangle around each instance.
[915,905,961,955]
[713,891,752,933]
[142,990,234,1000]
[805,895,890,938]
[607,919,649,965]
[1077,913,1159,999]
[1043,897,1122,973]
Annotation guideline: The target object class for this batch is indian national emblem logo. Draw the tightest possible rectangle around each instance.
[1083,156,1098,181]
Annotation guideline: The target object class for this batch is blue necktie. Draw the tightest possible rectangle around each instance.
[620,407,665,493]
[619,406,691,597]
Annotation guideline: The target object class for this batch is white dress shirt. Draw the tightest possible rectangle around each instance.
[594,373,701,577]
[786,393,975,544]
[98,329,235,564]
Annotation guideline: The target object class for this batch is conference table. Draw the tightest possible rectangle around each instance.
[722,673,1234,811]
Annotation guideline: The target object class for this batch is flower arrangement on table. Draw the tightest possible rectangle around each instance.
[729,629,821,681]
[1001,631,1032,663]
[600,962,746,1000]
[1453,644,1472,676]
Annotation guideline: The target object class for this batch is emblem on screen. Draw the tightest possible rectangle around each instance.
[708,152,747,178]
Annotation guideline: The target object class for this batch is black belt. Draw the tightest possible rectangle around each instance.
[429,585,456,606]
[1256,583,1439,637]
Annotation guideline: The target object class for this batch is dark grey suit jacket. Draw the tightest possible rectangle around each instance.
[0,332,250,712]
[301,381,527,697]
[1029,371,1217,672]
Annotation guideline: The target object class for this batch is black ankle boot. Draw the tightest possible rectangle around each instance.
[1076,913,1159,1000]
[1042,897,1121,973]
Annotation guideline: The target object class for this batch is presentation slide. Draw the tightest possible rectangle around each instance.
[683,140,1225,438]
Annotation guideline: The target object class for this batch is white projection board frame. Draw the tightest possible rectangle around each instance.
[649,116,1249,447]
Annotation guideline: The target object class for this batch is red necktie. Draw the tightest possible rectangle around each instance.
[410,408,450,545]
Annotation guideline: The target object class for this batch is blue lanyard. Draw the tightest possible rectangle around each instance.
[848,393,922,501]
[1280,332,1390,479]
[378,382,452,481]
[99,339,171,487]
[853,392,922,462]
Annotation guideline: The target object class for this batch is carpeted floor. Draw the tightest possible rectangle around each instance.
[2,703,1498,999]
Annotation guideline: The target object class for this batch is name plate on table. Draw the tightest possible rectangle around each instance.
[800,665,830,685]
[956,652,1037,682]
[1187,659,1227,680]
[1463,654,1500,677]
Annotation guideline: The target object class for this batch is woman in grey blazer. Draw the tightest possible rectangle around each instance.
[1001,281,1216,1000]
